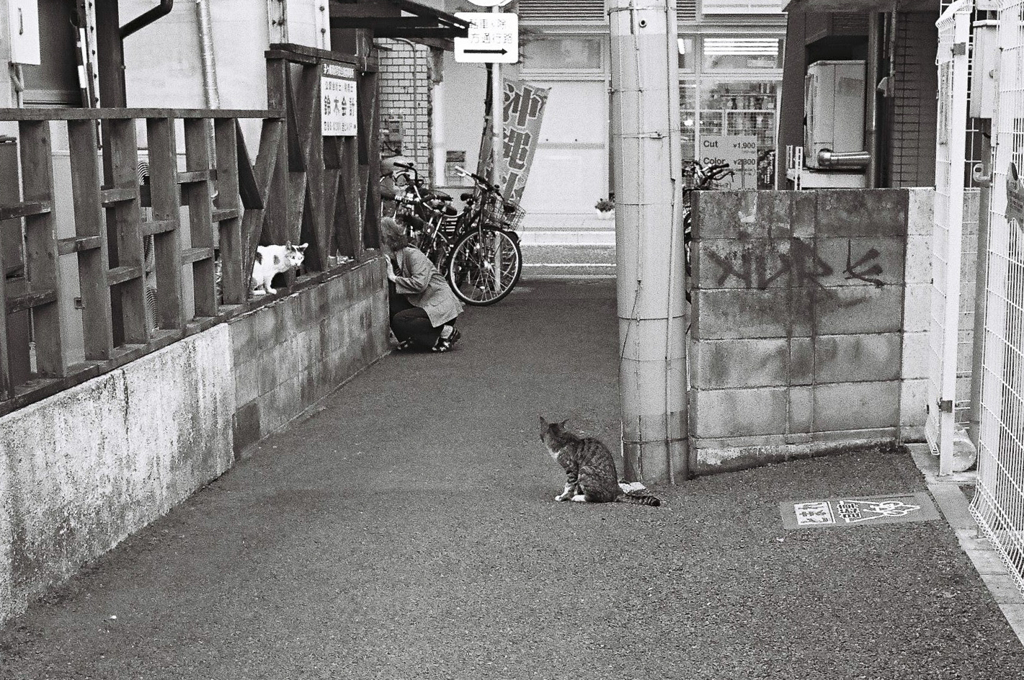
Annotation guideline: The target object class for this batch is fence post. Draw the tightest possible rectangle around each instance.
[213,119,244,304]
[103,118,148,345]
[146,116,185,328]
[179,118,217,315]
[18,121,65,377]
[68,120,114,360]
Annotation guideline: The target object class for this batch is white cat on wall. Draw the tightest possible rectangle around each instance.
[251,242,308,296]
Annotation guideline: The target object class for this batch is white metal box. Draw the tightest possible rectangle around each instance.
[803,60,866,169]
[7,0,40,65]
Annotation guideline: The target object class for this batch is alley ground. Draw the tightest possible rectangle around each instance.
[2,278,1023,679]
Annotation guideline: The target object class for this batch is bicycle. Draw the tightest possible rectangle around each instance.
[444,167,524,306]
[682,160,733,301]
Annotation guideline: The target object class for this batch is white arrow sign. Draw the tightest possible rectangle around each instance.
[454,12,518,64]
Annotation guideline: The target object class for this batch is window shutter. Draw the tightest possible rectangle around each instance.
[678,0,697,21]
[517,0,607,22]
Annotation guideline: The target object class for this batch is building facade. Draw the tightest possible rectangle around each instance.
[392,0,787,233]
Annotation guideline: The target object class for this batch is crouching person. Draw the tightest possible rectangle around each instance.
[381,217,464,352]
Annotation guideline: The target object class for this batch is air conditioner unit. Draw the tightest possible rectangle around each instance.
[804,60,866,170]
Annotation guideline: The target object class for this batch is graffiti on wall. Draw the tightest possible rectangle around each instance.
[703,238,887,290]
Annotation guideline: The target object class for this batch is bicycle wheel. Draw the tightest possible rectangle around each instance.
[446,228,522,306]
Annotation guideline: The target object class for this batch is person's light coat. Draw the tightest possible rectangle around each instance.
[392,246,463,327]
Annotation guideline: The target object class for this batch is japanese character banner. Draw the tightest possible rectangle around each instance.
[478,78,549,204]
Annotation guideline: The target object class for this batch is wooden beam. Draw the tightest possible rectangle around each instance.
[146,116,186,329]
[68,119,114,361]
[6,288,58,315]
[57,235,104,255]
[241,119,283,278]
[213,118,244,307]
[183,118,219,314]
[0,108,282,122]
[19,121,66,377]
[103,118,149,345]
[0,201,51,220]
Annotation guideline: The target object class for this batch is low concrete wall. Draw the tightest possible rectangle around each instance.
[0,259,389,624]
[689,188,933,474]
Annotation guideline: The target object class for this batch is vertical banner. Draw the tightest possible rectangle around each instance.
[476,77,549,204]
[499,78,549,203]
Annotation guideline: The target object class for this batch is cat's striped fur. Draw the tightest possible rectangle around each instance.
[539,417,661,506]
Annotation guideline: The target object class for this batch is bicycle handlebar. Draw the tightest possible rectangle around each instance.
[453,166,500,194]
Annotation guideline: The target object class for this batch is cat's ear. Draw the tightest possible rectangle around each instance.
[284,240,292,248]
[539,416,547,427]
[296,243,308,251]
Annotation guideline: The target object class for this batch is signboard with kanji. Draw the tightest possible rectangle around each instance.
[454,12,518,64]
[321,63,357,137]
[477,78,549,204]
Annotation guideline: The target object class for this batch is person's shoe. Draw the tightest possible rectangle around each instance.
[394,338,415,352]
[432,326,460,353]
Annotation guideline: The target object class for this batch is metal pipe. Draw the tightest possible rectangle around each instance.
[969,121,993,451]
[196,0,220,108]
[816,150,871,170]
[121,0,174,39]
[865,12,880,188]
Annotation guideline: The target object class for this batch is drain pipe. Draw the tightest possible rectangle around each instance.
[865,12,880,188]
[196,0,220,108]
[121,0,174,39]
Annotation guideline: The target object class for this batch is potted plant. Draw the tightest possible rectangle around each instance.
[594,195,615,219]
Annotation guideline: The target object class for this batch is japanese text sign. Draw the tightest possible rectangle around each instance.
[478,78,549,203]
[321,64,358,137]
[454,12,518,64]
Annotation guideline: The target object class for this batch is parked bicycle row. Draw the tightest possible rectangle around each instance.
[378,156,732,306]
[380,159,524,307]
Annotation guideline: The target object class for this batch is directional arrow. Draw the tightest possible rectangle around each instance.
[464,47,508,54]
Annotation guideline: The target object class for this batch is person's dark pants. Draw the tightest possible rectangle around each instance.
[389,281,452,349]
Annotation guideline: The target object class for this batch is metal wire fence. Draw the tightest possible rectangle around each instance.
[971,0,1024,597]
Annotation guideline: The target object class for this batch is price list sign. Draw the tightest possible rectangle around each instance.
[322,63,357,137]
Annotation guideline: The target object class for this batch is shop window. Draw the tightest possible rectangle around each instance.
[698,80,778,188]
[702,37,783,71]
[680,82,697,163]
[521,37,603,71]
[678,37,695,71]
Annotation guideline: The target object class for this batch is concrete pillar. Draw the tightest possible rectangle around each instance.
[609,0,688,483]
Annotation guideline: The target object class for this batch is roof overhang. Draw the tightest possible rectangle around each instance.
[330,0,470,49]
[782,0,936,12]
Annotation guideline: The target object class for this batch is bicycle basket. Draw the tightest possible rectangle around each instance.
[482,195,525,231]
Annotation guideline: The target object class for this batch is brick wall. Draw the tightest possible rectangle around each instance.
[689,188,933,473]
[377,39,433,176]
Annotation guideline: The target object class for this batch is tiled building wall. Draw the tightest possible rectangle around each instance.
[377,39,433,176]
[689,188,933,473]
[888,11,939,188]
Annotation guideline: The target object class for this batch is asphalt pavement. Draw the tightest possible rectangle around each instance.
[1,277,1023,679]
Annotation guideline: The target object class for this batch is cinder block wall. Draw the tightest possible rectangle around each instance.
[690,188,933,473]
[231,260,390,456]
[0,259,390,625]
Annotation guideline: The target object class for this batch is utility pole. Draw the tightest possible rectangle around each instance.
[608,0,688,483]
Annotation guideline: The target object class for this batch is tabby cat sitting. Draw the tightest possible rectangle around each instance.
[539,417,661,506]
